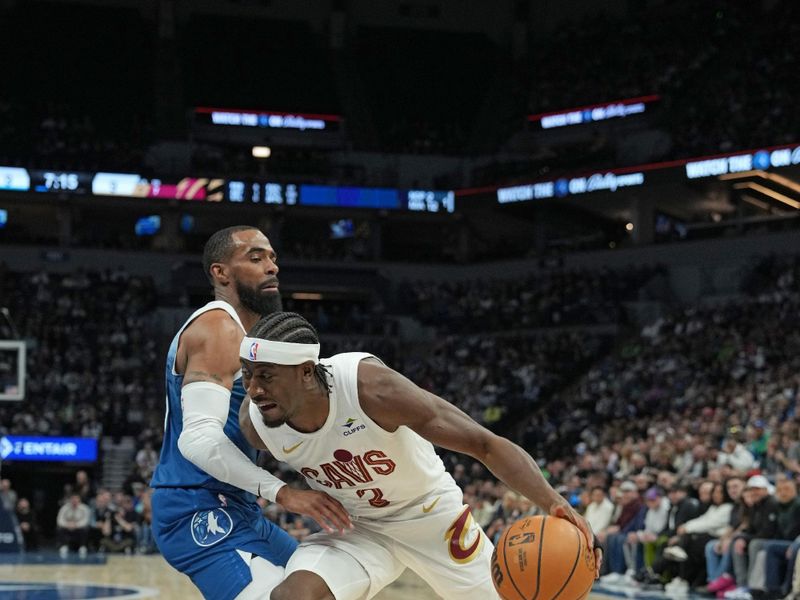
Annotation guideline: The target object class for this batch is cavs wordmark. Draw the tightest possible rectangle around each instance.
[300,449,396,489]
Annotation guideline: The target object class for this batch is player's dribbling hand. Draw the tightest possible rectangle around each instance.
[276,486,354,534]
[549,503,602,579]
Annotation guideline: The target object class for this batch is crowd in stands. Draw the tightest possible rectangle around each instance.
[7,470,154,557]
[397,264,662,333]
[399,330,608,431]
[0,265,160,439]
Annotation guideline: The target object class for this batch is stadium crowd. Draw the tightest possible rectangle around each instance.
[0,265,160,439]
[5,469,154,557]
[397,264,662,333]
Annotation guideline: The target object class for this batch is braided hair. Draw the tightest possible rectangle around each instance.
[248,312,331,393]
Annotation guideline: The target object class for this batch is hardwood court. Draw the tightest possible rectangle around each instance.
[0,555,626,599]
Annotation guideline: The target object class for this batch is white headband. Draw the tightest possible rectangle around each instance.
[239,336,320,365]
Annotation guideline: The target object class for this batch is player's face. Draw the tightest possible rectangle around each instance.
[241,361,303,428]
[228,229,282,315]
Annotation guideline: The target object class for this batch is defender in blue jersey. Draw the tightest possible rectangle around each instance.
[150,226,352,600]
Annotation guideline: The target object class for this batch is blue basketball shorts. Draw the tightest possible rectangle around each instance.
[151,487,297,600]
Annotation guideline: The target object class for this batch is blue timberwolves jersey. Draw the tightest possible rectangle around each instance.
[151,301,257,503]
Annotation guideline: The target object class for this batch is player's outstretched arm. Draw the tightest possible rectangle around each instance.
[238,394,354,534]
[175,311,286,502]
[358,360,601,576]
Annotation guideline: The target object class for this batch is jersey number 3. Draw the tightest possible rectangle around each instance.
[356,487,389,508]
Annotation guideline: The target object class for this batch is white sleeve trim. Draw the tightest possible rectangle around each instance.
[177,381,286,502]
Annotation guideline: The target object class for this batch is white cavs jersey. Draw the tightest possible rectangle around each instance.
[249,352,462,520]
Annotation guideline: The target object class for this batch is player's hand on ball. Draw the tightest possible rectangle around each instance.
[549,502,602,578]
[276,486,354,534]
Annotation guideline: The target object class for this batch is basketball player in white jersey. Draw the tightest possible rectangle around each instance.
[237,312,601,600]
[150,227,351,600]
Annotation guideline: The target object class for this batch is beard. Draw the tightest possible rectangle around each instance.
[236,280,283,316]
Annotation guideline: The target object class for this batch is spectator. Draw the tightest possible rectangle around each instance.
[0,479,17,512]
[99,494,138,554]
[56,493,90,558]
[710,475,780,599]
[698,480,715,510]
[665,483,703,536]
[73,470,95,504]
[651,482,702,589]
[747,422,770,463]
[747,477,800,599]
[663,481,735,589]
[486,491,522,544]
[584,486,615,534]
[682,444,716,481]
[624,487,670,578]
[717,434,757,473]
[89,489,114,551]
[135,441,158,480]
[705,477,748,593]
[134,487,155,554]
[15,498,40,551]
[599,480,646,580]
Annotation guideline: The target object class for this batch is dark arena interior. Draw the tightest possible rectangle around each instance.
[1,0,799,599]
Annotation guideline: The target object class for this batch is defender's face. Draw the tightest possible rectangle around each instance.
[226,230,281,315]
[241,360,303,428]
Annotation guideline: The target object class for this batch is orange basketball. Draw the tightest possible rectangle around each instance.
[490,515,596,600]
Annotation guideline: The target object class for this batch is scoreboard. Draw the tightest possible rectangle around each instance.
[0,167,455,213]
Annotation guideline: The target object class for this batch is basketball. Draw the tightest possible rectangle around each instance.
[491,516,595,600]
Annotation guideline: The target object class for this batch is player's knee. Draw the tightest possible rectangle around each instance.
[269,585,310,600]
[270,581,332,600]
[269,585,290,600]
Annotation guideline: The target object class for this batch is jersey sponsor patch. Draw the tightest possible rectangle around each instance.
[190,508,233,547]
[342,417,366,437]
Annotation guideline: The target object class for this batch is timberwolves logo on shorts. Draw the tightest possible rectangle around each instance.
[190,508,233,547]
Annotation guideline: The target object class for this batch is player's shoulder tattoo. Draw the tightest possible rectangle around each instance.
[185,370,224,384]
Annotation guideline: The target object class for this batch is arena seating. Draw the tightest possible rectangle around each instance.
[397,265,663,333]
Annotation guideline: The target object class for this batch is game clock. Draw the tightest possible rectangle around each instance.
[30,170,92,194]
